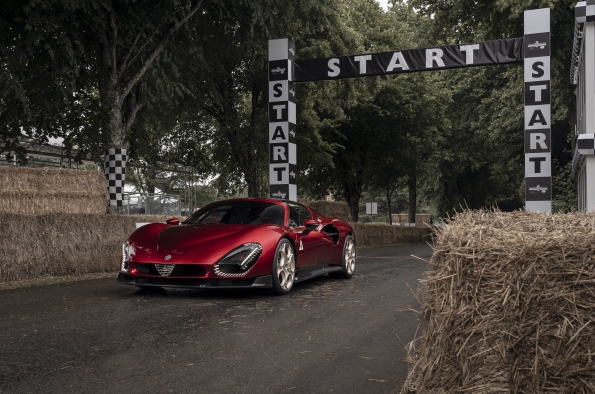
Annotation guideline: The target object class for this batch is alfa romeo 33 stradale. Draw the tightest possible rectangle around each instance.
[117,198,355,294]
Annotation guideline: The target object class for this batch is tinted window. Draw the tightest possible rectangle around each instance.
[199,206,230,224]
[287,203,311,227]
[184,201,284,226]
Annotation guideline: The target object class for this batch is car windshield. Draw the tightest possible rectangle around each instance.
[183,201,285,226]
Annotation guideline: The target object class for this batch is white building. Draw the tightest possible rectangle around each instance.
[571,2,595,211]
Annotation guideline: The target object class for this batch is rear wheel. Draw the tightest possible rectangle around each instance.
[270,238,295,295]
[329,235,355,279]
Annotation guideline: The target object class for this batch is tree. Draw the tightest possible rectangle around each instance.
[296,0,409,219]
[409,0,577,215]
[20,0,213,147]
[159,0,358,198]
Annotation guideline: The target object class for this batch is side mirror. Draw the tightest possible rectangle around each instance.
[166,218,180,225]
[303,219,320,230]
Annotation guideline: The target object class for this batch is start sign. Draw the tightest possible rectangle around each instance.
[293,38,523,82]
[268,39,297,201]
[269,8,552,213]
[523,8,551,213]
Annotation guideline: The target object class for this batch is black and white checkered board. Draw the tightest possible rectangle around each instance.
[104,148,127,207]
[575,1,595,23]
[577,134,595,155]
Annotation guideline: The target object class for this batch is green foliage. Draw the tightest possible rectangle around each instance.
[405,0,577,217]
[297,0,447,220]
[552,160,578,213]
[1,0,579,216]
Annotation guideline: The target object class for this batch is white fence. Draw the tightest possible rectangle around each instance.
[123,193,181,216]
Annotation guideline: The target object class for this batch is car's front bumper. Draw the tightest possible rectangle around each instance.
[117,273,272,289]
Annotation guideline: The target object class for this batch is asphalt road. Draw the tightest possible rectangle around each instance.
[0,244,432,394]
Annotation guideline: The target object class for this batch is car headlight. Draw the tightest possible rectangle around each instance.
[121,242,132,272]
[214,243,262,276]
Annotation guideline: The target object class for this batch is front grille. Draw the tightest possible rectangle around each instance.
[133,263,206,277]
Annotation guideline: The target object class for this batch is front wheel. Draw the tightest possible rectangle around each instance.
[269,238,296,295]
[329,235,355,279]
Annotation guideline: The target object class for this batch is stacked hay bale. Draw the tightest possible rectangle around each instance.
[300,200,430,245]
[299,200,353,221]
[0,166,167,282]
[351,223,431,246]
[401,210,595,393]
[0,213,169,281]
[0,166,107,214]
[391,213,431,227]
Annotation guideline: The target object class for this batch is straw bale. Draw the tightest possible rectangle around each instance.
[300,200,431,244]
[0,166,107,215]
[391,214,431,227]
[300,200,353,222]
[401,210,595,394]
[0,213,168,281]
[351,223,431,246]
[0,210,429,282]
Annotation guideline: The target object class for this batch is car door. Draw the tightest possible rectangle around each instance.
[287,203,331,267]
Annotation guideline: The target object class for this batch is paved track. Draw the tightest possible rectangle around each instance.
[0,244,432,394]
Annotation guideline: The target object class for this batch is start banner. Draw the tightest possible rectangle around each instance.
[294,38,523,82]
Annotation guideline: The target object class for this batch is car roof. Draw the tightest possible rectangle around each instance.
[214,198,312,209]
[212,197,292,206]
[196,198,327,220]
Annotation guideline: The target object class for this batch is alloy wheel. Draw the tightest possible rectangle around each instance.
[344,238,355,275]
[276,242,295,291]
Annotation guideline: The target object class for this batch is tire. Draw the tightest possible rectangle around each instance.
[269,238,296,295]
[329,235,355,279]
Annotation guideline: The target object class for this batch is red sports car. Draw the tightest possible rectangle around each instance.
[117,198,356,294]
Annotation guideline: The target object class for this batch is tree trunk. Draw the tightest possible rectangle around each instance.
[348,192,361,222]
[343,178,363,222]
[96,2,206,212]
[215,79,264,198]
[408,174,416,224]
[246,177,259,197]
[245,117,259,198]
[146,166,156,194]
[246,80,263,197]
[97,38,130,214]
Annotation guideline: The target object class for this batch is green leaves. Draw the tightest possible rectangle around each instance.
[2,0,578,216]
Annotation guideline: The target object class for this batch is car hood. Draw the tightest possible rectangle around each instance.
[156,223,256,252]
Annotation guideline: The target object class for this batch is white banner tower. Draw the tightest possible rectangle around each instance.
[268,39,297,201]
[524,8,552,213]
[572,2,595,211]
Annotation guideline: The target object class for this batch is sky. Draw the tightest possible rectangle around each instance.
[376,0,390,11]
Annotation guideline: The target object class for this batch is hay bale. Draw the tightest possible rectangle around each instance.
[402,210,595,394]
[391,214,431,227]
[0,213,169,281]
[0,167,107,214]
[351,223,431,246]
[301,200,352,222]
[0,208,430,282]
